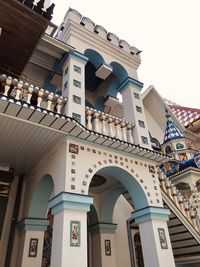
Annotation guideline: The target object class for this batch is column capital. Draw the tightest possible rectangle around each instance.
[118,77,144,92]
[68,51,89,64]
[48,192,93,215]
[89,222,118,234]
[17,217,49,232]
[132,206,170,224]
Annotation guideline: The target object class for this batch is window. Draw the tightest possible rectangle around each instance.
[138,120,145,128]
[73,65,81,74]
[136,106,142,113]
[141,136,148,145]
[65,67,68,76]
[134,92,140,99]
[64,81,68,90]
[73,79,81,88]
[176,143,184,149]
[73,95,81,104]
[165,145,172,155]
[72,113,81,123]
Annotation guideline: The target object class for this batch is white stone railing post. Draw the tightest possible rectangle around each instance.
[127,124,134,143]
[121,121,128,142]
[93,112,100,133]
[15,80,23,100]
[86,108,93,130]
[101,114,108,136]
[4,76,13,96]
[27,85,34,104]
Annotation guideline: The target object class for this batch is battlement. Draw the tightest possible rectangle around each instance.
[57,8,141,59]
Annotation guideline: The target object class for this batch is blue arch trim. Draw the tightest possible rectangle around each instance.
[107,62,129,97]
[98,166,148,211]
[95,96,105,111]
[100,186,126,223]
[84,49,105,69]
[28,175,54,218]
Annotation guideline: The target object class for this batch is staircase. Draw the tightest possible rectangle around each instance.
[123,174,200,265]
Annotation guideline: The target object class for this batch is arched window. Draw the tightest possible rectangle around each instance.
[165,145,172,155]
[176,143,184,149]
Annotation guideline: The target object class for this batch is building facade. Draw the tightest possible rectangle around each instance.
[0,1,200,267]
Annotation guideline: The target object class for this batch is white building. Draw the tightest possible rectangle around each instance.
[0,1,200,267]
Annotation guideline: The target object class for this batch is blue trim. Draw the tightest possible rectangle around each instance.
[118,77,144,92]
[132,206,170,223]
[17,218,49,231]
[69,51,89,63]
[89,223,117,234]
[48,192,93,215]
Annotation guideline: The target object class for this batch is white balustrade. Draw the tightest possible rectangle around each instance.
[85,107,135,143]
[159,173,200,232]
[0,74,67,114]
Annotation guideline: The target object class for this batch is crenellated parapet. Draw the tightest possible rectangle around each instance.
[57,8,142,60]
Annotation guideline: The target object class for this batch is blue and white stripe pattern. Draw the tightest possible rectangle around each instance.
[164,117,184,143]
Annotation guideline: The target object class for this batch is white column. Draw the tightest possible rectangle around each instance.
[48,192,93,267]
[89,223,117,267]
[62,51,88,126]
[120,78,151,148]
[132,207,175,267]
[18,218,49,267]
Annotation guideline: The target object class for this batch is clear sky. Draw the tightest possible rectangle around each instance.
[52,0,199,108]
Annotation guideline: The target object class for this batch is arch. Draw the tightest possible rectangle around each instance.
[28,174,54,218]
[87,166,148,212]
[100,185,126,223]
[84,49,105,70]
[107,62,128,97]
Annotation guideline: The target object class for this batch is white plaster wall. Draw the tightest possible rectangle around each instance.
[144,107,164,143]
[113,195,133,267]
[0,176,19,267]
[21,231,44,267]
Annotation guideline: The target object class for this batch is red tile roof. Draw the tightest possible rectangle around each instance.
[169,105,200,128]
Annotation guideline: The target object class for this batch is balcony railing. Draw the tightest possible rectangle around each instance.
[0,74,67,114]
[86,107,135,143]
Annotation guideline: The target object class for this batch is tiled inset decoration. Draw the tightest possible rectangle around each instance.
[148,165,155,173]
[154,186,157,190]
[92,149,96,153]
[71,177,75,182]
[88,168,93,173]
[135,161,138,165]
[140,162,143,166]
[141,136,149,145]
[69,143,79,154]
[144,186,148,190]
[152,174,155,178]
[73,65,81,73]
[72,113,81,123]
[71,185,75,190]
[65,67,68,76]
[98,151,101,155]
[156,199,160,203]
[109,159,112,163]
[73,95,81,104]
[71,169,76,174]
[70,221,80,247]
[82,181,87,186]
[71,154,76,159]
[81,190,85,194]
[73,79,81,88]
[140,179,144,183]
[150,200,153,204]
[64,81,68,90]
[144,164,147,167]
[147,192,151,197]
[131,169,134,173]
[98,161,102,165]
[85,174,89,178]
[80,146,84,150]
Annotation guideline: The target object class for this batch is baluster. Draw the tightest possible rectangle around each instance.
[86,109,93,130]
[183,200,191,221]
[178,193,185,213]
[4,76,13,96]
[165,178,172,198]
[121,121,127,142]
[127,124,134,143]
[101,114,107,135]
[27,85,34,104]
[15,80,23,100]
[56,96,63,114]
[37,88,44,107]
[93,112,100,133]
[189,208,198,230]
[159,173,166,190]
[108,117,115,138]
[47,92,54,111]
[115,119,122,140]
[171,186,178,206]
